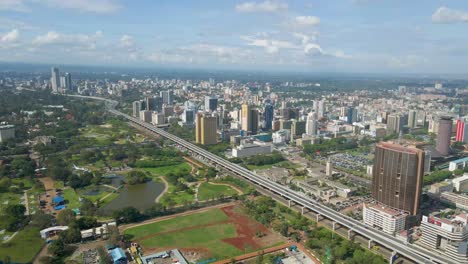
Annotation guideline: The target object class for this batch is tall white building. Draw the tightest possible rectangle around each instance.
[363,203,407,235]
[51,67,60,92]
[305,112,318,136]
[0,125,15,142]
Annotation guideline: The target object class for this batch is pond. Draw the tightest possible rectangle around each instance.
[98,180,165,215]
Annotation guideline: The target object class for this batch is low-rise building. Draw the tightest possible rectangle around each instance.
[449,157,468,172]
[0,124,15,142]
[452,174,468,192]
[231,141,272,158]
[255,167,290,184]
[363,202,407,235]
[441,192,468,210]
[429,181,454,195]
[296,180,336,202]
[420,213,468,263]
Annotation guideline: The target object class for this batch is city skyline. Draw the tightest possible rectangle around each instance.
[1,1,468,74]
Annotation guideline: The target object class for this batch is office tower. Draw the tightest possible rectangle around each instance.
[160,90,173,105]
[372,142,425,215]
[139,110,152,123]
[51,67,60,92]
[132,101,142,117]
[182,109,195,124]
[313,100,319,115]
[346,107,357,124]
[250,109,259,135]
[151,112,165,125]
[306,112,318,136]
[435,82,443,89]
[241,103,251,132]
[436,116,453,156]
[386,114,405,135]
[146,96,162,111]
[408,110,417,128]
[318,100,325,118]
[204,96,218,112]
[60,76,66,89]
[326,159,333,176]
[162,105,174,117]
[64,72,72,90]
[264,103,274,131]
[195,113,217,145]
[291,120,306,137]
[455,119,468,143]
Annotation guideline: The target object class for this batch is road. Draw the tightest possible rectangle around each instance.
[72,95,454,264]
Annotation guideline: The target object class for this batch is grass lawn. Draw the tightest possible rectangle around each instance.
[0,227,43,263]
[98,192,119,208]
[159,191,194,207]
[125,208,228,238]
[198,183,237,201]
[140,224,241,259]
[143,163,192,176]
[62,188,81,210]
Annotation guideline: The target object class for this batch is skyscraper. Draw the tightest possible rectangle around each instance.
[146,96,162,111]
[204,96,218,112]
[408,110,417,128]
[264,103,274,131]
[436,116,453,156]
[160,90,173,105]
[64,72,72,91]
[318,99,325,118]
[195,112,217,145]
[291,120,306,137]
[455,119,468,143]
[241,103,251,132]
[372,142,425,215]
[132,101,142,117]
[387,114,405,135]
[306,112,318,136]
[346,107,357,124]
[51,67,60,92]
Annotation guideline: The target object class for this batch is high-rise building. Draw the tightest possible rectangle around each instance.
[195,113,217,145]
[455,119,468,143]
[291,120,306,137]
[204,96,218,112]
[372,142,425,215]
[64,72,72,91]
[132,101,142,117]
[436,116,453,156]
[151,112,165,125]
[386,114,405,135]
[60,76,66,89]
[264,103,274,131]
[0,125,15,142]
[363,203,407,235]
[51,67,60,92]
[306,112,318,136]
[346,107,357,124]
[146,96,162,111]
[160,90,173,105]
[408,110,417,128]
[318,100,325,118]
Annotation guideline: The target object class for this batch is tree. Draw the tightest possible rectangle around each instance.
[59,227,81,244]
[75,217,98,230]
[453,169,464,176]
[30,211,54,229]
[4,204,26,218]
[80,198,97,216]
[108,225,121,245]
[57,209,76,226]
[48,240,65,256]
[113,207,142,224]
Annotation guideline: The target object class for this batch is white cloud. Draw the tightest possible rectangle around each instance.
[432,6,468,23]
[32,30,103,49]
[120,34,134,48]
[235,1,287,13]
[242,35,296,53]
[0,0,29,12]
[1,29,20,43]
[294,16,320,26]
[0,17,36,30]
[40,0,121,13]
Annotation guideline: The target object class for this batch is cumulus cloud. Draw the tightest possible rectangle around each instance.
[241,35,296,53]
[294,16,320,26]
[1,29,20,43]
[432,6,468,23]
[32,30,103,49]
[120,34,134,48]
[235,1,288,13]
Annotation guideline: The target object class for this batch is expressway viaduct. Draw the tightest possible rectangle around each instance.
[70,95,455,264]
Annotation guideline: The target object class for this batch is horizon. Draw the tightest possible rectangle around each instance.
[1,1,468,75]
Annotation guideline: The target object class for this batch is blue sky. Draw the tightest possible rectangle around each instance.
[1,0,468,74]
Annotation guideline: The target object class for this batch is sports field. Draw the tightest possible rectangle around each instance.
[123,205,284,262]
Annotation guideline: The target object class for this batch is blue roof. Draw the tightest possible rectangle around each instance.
[54,205,66,210]
[110,248,126,262]
[52,196,64,203]
[451,157,468,163]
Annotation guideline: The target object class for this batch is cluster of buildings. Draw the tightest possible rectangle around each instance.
[50,67,73,93]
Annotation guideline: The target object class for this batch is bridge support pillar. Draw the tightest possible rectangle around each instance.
[301,207,305,215]
[368,239,374,249]
[288,200,292,207]
[347,229,354,240]
[316,214,321,222]
[389,251,398,264]
[332,222,337,231]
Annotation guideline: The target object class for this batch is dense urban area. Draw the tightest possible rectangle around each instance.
[0,64,466,264]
